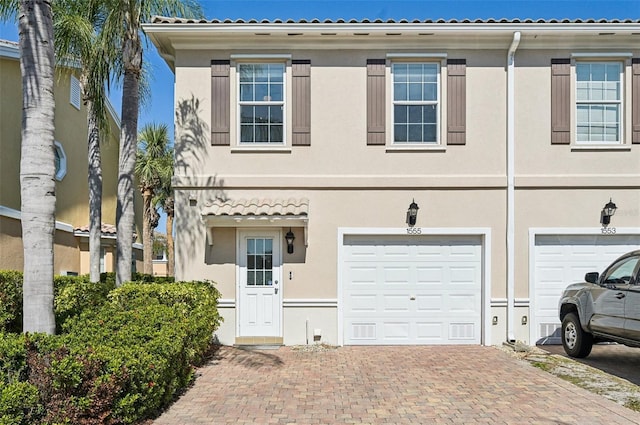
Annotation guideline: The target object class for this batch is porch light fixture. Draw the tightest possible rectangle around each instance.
[406,200,419,227]
[285,228,295,254]
[601,199,617,227]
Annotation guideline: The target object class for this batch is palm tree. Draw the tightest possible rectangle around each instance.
[135,123,172,275]
[54,0,117,283]
[103,0,203,286]
[9,0,57,334]
[154,152,175,276]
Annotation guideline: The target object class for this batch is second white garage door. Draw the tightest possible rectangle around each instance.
[533,234,640,345]
[342,235,483,345]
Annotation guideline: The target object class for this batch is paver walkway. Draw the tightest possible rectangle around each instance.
[153,345,640,424]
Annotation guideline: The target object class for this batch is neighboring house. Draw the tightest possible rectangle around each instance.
[144,18,640,347]
[0,39,143,276]
[152,233,169,277]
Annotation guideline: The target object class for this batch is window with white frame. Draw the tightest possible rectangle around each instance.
[100,247,106,273]
[576,62,622,144]
[392,62,439,143]
[238,63,285,144]
[54,141,67,181]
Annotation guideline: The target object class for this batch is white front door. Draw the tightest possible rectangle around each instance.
[238,230,282,337]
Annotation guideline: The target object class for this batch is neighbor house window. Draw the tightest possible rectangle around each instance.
[100,247,106,273]
[238,63,285,144]
[392,62,439,143]
[54,141,67,181]
[576,62,622,144]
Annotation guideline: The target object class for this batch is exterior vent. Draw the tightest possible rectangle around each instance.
[539,323,561,342]
[70,75,81,110]
[449,323,475,340]
[351,323,376,340]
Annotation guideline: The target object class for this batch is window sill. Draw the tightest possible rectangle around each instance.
[570,144,632,152]
[385,144,446,152]
[231,146,292,154]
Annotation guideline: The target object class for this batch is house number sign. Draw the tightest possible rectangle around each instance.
[601,227,616,235]
[406,227,422,235]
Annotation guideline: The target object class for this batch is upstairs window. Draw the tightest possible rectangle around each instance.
[392,63,439,144]
[576,62,622,144]
[238,63,285,144]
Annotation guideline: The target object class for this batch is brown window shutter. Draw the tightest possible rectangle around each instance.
[367,59,386,145]
[211,60,230,146]
[633,58,640,144]
[447,59,466,145]
[551,58,571,145]
[292,60,311,146]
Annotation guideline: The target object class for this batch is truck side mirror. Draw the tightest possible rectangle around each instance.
[585,272,599,284]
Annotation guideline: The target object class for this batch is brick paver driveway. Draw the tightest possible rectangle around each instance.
[153,345,640,424]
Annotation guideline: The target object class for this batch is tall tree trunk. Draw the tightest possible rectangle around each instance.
[19,0,56,334]
[87,100,103,283]
[115,27,141,286]
[142,188,153,275]
[166,205,174,277]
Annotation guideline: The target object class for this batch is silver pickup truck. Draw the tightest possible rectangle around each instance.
[558,250,640,358]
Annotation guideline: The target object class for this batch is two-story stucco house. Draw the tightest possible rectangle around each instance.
[0,39,143,276]
[144,18,640,347]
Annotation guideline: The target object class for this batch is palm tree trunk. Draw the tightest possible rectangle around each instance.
[166,207,174,277]
[19,0,56,334]
[142,188,153,275]
[87,100,103,283]
[116,58,140,286]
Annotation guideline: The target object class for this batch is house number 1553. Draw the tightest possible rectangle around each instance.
[601,227,616,235]
[406,227,422,235]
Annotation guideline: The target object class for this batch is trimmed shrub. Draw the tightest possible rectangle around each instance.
[0,271,23,333]
[54,275,115,332]
[0,279,221,424]
[60,280,222,423]
[0,381,42,425]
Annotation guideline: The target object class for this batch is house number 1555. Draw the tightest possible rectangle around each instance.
[406,227,422,235]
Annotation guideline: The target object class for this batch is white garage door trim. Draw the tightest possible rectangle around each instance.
[337,227,492,346]
[528,227,640,345]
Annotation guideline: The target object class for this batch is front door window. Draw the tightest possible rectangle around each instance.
[247,238,273,286]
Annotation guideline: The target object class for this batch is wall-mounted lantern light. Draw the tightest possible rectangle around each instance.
[406,200,419,227]
[601,199,617,227]
[285,228,295,254]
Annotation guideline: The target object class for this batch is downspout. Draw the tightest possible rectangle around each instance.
[506,31,521,343]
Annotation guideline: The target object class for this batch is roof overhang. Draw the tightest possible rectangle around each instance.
[143,18,640,70]
[201,198,309,246]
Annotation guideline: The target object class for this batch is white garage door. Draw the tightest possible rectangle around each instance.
[342,235,483,345]
[533,234,640,344]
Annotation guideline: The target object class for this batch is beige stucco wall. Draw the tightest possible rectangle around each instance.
[164,31,640,346]
[174,49,507,180]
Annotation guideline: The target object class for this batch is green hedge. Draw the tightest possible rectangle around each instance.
[0,271,23,334]
[0,271,118,333]
[0,280,222,425]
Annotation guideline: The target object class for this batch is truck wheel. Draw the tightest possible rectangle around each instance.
[561,312,593,358]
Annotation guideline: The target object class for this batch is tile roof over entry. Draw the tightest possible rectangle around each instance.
[201,198,310,246]
[201,198,309,218]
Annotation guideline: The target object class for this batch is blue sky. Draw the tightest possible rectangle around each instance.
[1,0,638,232]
